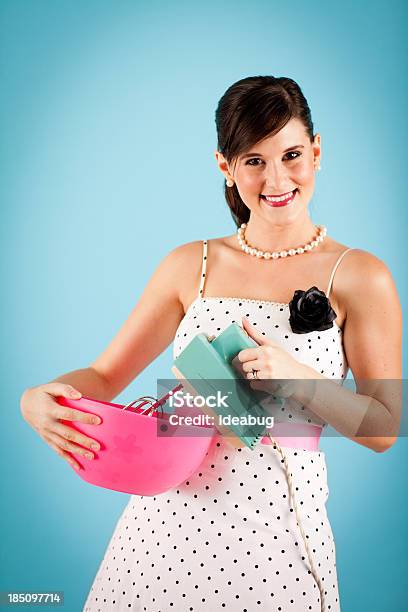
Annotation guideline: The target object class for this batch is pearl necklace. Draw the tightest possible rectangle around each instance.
[237,223,327,259]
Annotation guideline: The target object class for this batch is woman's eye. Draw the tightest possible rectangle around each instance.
[284,151,302,161]
[245,151,301,166]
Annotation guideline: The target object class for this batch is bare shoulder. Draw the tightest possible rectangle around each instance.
[164,239,206,308]
[145,240,203,301]
[167,239,204,271]
[335,247,397,290]
[332,245,401,318]
[169,239,203,255]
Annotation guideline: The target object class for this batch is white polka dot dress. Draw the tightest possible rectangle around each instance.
[83,241,354,612]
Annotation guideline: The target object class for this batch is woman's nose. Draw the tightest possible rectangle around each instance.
[263,164,289,192]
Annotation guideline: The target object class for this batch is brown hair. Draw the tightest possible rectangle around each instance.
[214,75,315,227]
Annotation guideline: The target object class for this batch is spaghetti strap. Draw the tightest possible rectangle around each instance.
[198,239,208,298]
[326,248,356,298]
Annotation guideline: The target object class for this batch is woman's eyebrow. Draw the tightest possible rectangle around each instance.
[240,144,305,159]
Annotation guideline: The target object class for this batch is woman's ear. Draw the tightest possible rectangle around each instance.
[214,150,233,181]
[312,133,321,166]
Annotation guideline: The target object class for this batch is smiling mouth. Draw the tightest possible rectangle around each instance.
[260,189,298,207]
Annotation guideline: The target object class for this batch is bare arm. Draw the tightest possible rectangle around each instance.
[20,242,199,470]
[295,250,403,452]
[49,367,113,402]
[340,250,402,449]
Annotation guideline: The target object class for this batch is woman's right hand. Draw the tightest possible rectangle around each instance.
[20,383,102,471]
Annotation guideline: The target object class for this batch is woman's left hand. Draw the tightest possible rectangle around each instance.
[231,317,308,396]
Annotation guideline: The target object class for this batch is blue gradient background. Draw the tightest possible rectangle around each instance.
[1,1,407,610]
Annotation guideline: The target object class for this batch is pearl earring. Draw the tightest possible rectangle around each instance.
[226,179,234,187]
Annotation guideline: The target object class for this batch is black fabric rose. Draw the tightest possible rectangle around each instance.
[289,286,337,334]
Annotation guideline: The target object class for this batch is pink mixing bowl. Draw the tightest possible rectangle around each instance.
[57,395,216,495]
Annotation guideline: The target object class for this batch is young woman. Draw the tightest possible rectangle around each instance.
[21,75,402,612]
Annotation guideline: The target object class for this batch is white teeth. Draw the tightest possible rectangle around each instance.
[262,190,295,202]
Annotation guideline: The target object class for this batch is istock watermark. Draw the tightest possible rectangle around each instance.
[152,379,283,438]
[167,412,274,428]
[168,389,232,409]
[152,378,406,440]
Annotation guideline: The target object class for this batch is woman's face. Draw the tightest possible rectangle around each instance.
[216,117,321,224]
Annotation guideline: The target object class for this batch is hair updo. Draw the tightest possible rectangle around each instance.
[214,75,315,228]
